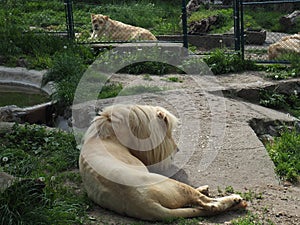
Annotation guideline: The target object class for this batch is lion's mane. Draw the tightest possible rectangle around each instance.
[83,104,178,170]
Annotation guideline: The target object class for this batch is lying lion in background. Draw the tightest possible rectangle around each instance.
[79,104,247,221]
[90,14,157,41]
[268,33,300,59]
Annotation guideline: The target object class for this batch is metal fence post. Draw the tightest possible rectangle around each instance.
[182,0,188,49]
[64,0,75,39]
[234,0,240,51]
[240,0,245,60]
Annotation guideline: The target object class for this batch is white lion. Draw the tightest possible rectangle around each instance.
[90,14,157,41]
[79,104,247,221]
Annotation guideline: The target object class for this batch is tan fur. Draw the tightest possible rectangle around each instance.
[79,104,247,221]
[268,34,300,59]
[90,14,157,41]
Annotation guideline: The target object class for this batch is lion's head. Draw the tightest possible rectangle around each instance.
[91,14,109,32]
[83,104,179,172]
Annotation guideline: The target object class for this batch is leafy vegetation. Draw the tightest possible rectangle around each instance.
[266,128,300,183]
[245,7,300,33]
[0,123,91,225]
[188,8,235,34]
[203,49,259,75]
[265,53,300,80]
[231,212,275,225]
[259,88,300,118]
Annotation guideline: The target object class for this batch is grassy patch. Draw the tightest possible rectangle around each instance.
[244,7,300,33]
[188,8,235,34]
[203,49,259,75]
[163,76,183,83]
[259,88,300,118]
[0,123,92,225]
[118,61,183,75]
[231,212,274,225]
[265,53,300,80]
[266,129,300,183]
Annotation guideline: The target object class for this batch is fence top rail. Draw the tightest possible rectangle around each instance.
[242,0,300,5]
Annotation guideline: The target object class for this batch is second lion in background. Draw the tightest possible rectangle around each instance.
[90,14,157,41]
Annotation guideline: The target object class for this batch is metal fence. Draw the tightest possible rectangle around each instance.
[64,0,188,47]
[2,0,299,62]
[234,0,300,62]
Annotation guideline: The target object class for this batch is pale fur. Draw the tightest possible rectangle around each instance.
[268,34,300,59]
[79,104,247,221]
[90,14,157,41]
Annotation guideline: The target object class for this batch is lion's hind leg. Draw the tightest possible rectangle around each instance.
[147,196,245,220]
[197,194,247,213]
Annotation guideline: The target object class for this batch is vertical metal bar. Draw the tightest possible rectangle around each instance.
[182,0,188,49]
[234,0,240,51]
[64,0,75,39]
[240,0,245,60]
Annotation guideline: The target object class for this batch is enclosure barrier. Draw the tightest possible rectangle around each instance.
[234,0,300,62]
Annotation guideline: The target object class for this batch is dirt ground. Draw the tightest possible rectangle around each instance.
[74,71,300,224]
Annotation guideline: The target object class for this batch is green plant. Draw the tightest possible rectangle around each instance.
[203,49,258,75]
[259,88,300,119]
[0,123,79,176]
[265,53,300,80]
[98,83,123,99]
[188,8,235,34]
[231,212,274,225]
[225,185,235,194]
[239,190,263,202]
[143,74,153,81]
[118,61,181,75]
[266,128,300,183]
[163,76,183,83]
[259,89,287,109]
[0,179,48,225]
[0,123,91,225]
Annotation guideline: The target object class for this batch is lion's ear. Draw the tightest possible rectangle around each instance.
[104,15,109,20]
[91,14,95,19]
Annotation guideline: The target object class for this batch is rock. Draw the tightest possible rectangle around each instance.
[186,0,211,16]
[188,15,219,34]
[0,172,15,191]
[244,28,266,45]
[279,11,300,31]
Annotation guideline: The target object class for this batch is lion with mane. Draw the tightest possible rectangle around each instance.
[79,104,247,221]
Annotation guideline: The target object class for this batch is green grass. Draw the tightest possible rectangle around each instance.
[259,88,300,119]
[203,49,259,75]
[244,7,300,33]
[231,212,275,225]
[163,76,183,83]
[266,128,300,183]
[188,8,235,34]
[0,123,92,225]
